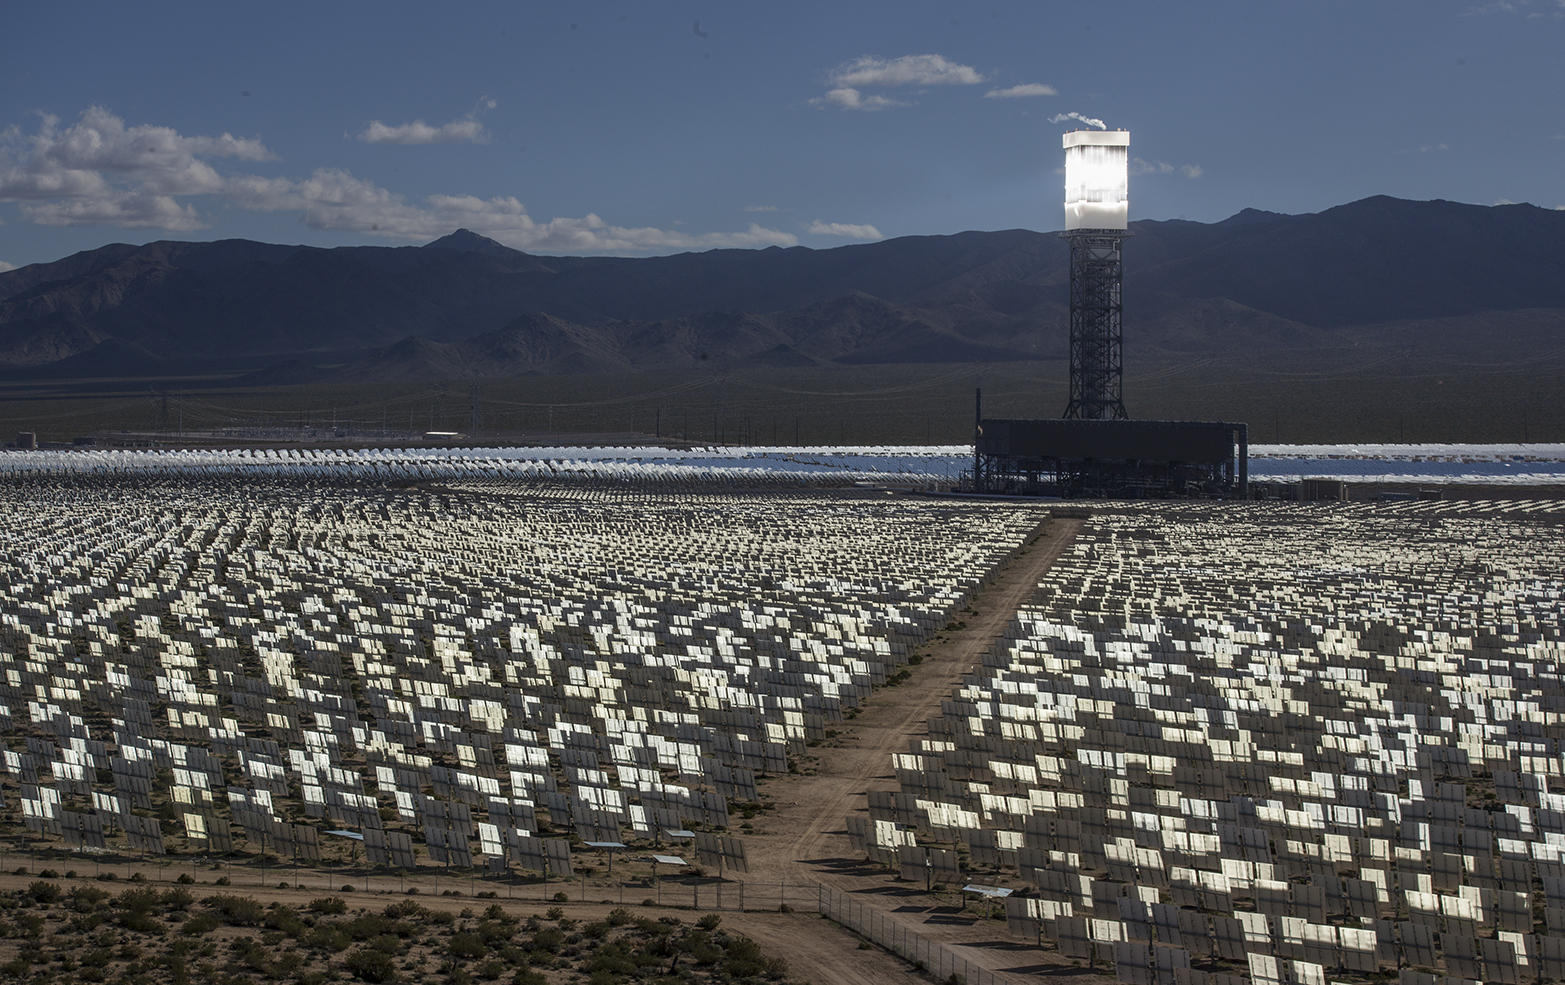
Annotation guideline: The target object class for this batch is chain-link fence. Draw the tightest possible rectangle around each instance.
[817,883,1009,985]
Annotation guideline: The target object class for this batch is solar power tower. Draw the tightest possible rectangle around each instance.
[1061,129,1131,421]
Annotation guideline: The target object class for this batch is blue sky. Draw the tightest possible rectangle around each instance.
[1,0,1562,269]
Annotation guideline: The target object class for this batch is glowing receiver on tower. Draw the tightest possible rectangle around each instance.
[1063,130,1129,230]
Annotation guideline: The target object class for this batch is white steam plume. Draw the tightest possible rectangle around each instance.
[1050,112,1106,129]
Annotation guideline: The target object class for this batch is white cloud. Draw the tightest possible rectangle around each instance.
[0,106,796,254]
[984,83,1057,99]
[228,168,798,252]
[0,105,273,229]
[0,260,15,273]
[743,205,779,212]
[1130,158,1202,179]
[357,118,486,145]
[357,97,496,145]
[827,54,984,88]
[806,220,883,240]
[812,54,982,110]
[811,87,908,111]
[1050,111,1106,129]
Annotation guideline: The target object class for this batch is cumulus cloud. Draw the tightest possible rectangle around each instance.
[357,118,485,145]
[1050,111,1106,129]
[985,83,1057,99]
[0,105,273,229]
[229,168,798,252]
[806,220,883,240]
[356,98,496,145]
[828,54,984,88]
[812,54,982,110]
[1130,158,1202,179]
[0,106,796,253]
[0,260,15,273]
[811,87,908,111]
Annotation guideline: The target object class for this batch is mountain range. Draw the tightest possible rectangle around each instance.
[1,195,1562,383]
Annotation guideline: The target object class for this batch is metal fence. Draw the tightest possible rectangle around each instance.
[817,884,1009,985]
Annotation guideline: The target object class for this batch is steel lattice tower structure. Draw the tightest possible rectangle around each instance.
[1060,130,1131,421]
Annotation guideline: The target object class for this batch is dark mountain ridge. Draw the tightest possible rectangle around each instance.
[1,195,1560,381]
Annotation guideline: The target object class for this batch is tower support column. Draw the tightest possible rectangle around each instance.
[1062,229,1128,421]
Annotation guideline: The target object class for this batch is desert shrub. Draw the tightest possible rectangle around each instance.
[551,892,569,902]
[309,896,348,915]
[691,934,723,966]
[263,904,307,937]
[69,885,110,911]
[344,946,400,983]
[115,887,165,932]
[181,911,222,934]
[696,914,721,931]
[27,881,62,904]
[528,928,565,954]
[11,913,45,937]
[371,932,403,952]
[203,894,264,926]
[306,924,353,953]
[176,873,195,884]
[38,869,59,879]
[448,931,487,959]
[544,907,564,921]
[340,913,397,941]
[606,907,631,927]
[475,920,516,946]
[723,935,786,978]
[162,887,194,910]
[382,900,427,920]
[582,942,637,976]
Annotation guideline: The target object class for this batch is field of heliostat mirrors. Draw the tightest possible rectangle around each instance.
[1,464,1564,985]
